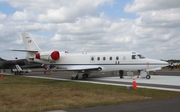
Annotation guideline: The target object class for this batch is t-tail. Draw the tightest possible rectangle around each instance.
[21,32,42,61]
[21,32,41,52]
[21,32,60,62]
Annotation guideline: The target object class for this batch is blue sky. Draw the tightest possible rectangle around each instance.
[0,2,17,15]
[0,0,136,19]
[98,0,137,19]
[0,0,180,60]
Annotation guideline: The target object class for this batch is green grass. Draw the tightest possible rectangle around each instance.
[0,75,180,112]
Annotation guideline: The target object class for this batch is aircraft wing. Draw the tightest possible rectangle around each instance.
[0,57,6,61]
[32,66,102,72]
[146,67,162,71]
[21,63,44,69]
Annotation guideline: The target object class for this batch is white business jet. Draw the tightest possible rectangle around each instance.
[13,32,168,79]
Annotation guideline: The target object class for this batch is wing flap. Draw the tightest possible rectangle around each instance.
[66,66,102,71]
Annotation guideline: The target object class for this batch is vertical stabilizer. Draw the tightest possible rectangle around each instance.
[21,32,41,52]
[21,32,42,61]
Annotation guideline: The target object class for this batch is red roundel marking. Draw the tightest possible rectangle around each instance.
[51,51,60,60]
[147,62,149,67]
[36,53,40,59]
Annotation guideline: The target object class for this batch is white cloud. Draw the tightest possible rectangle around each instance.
[134,9,180,28]
[0,0,180,60]
[0,12,6,20]
[124,0,180,29]
[5,0,113,23]
[11,10,28,21]
[125,0,180,12]
[0,24,4,29]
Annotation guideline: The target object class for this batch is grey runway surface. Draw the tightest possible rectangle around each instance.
[22,69,180,92]
[5,69,180,112]
[64,97,180,112]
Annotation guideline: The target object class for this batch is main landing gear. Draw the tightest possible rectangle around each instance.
[119,70,124,79]
[82,73,89,79]
[71,72,89,80]
[71,72,79,80]
[14,71,23,75]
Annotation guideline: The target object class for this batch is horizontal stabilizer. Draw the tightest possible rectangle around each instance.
[10,49,38,52]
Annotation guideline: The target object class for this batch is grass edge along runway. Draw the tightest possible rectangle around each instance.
[1,75,180,112]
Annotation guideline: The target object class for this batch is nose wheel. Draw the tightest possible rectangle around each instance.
[146,75,151,79]
[140,70,151,79]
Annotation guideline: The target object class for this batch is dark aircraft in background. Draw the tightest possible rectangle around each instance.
[0,57,44,69]
[0,57,44,74]
[0,57,27,69]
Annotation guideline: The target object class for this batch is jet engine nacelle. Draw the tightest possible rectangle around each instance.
[35,51,60,61]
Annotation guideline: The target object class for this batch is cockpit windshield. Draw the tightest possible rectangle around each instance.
[138,54,145,59]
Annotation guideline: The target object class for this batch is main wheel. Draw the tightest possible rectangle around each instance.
[82,73,88,79]
[146,75,151,79]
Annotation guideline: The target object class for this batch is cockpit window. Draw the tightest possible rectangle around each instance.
[132,55,136,59]
[138,54,145,59]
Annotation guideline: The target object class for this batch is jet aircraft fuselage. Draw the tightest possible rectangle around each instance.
[12,32,168,79]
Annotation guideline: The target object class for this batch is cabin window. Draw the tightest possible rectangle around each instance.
[97,57,100,61]
[116,56,119,60]
[91,57,94,61]
[103,57,106,61]
[109,57,112,60]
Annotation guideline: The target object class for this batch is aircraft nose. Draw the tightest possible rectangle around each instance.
[159,60,168,67]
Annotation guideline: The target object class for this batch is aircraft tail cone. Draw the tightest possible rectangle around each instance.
[132,77,137,90]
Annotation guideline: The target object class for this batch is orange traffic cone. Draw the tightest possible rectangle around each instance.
[132,77,137,90]
[1,73,4,78]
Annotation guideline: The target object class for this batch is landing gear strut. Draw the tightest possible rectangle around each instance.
[71,72,90,80]
[71,72,79,80]
[119,70,124,78]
